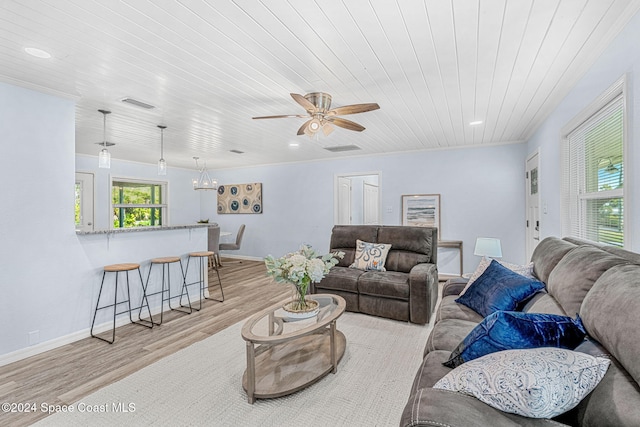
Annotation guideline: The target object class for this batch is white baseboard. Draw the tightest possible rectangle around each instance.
[219,254,263,262]
[0,292,205,367]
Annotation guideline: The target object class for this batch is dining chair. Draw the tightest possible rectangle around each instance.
[219,224,245,264]
[207,226,222,269]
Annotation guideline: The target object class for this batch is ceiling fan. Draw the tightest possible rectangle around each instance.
[253,92,380,137]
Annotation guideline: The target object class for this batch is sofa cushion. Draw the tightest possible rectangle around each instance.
[581,264,640,386]
[316,266,364,293]
[329,225,378,267]
[443,311,586,368]
[349,240,392,271]
[546,245,628,317]
[434,348,610,419]
[455,260,545,317]
[435,295,485,323]
[521,291,567,315]
[358,270,409,300]
[531,237,577,284]
[461,257,535,295]
[410,350,453,393]
[424,318,478,355]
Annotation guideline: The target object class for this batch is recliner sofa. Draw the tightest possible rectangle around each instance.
[311,225,438,324]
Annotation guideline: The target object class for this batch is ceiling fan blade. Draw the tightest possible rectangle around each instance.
[326,117,366,132]
[297,119,313,135]
[327,103,380,116]
[291,93,317,114]
[252,114,307,119]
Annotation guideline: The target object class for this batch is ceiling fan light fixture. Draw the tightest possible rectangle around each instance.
[192,157,218,190]
[97,109,112,169]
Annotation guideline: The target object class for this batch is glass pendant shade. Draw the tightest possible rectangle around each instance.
[158,158,167,175]
[98,148,111,168]
[157,125,167,175]
[97,109,112,169]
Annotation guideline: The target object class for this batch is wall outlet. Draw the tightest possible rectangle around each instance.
[385,205,393,213]
[28,330,40,346]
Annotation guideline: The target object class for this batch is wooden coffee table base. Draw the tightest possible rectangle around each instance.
[242,329,346,403]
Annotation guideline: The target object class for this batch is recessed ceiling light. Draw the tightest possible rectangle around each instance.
[469,120,483,126]
[24,47,51,59]
[289,142,300,148]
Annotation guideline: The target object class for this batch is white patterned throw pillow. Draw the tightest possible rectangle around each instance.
[460,257,535,295]
[349,240,392,271]
[434,348,610,419]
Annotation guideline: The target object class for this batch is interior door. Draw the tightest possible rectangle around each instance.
[363,182,379,224]
[337,177,352,225]
[525,152,540,261]
[75,172,94,231]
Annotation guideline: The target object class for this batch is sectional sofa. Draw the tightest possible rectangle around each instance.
[400,236,640,426]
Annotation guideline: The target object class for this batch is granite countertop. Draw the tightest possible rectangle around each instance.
[76,223,219,235]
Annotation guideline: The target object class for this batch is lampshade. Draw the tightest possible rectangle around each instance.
[192,157,218,190]
[474,237,503,258]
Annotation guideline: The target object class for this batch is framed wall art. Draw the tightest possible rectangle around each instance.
[401,193,440,234]
[217,183,262,214]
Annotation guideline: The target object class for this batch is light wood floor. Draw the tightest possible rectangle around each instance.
[0,259,290,427]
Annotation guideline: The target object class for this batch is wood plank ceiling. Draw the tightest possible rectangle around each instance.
[1,0,639,170]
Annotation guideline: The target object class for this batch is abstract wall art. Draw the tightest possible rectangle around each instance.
[217,183,263,214]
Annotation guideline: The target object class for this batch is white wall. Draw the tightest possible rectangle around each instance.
[204,142,528,274]
[526,10,640,251]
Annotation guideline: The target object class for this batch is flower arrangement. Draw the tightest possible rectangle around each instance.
[265,244,344,311]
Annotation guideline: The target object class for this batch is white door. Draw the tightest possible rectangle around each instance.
[337,177,352,224]
[363,183,379,224]
[525,152,540,261]
[75,172,94,231]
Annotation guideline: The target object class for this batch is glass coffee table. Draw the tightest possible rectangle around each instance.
[240,294,346,404]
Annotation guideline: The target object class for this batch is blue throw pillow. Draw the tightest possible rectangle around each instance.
[443,311,586,368]
[455,260,545,317]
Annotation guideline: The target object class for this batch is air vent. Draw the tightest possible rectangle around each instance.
[120,97,155,110]
[324,145,361,152]
[230,149,244,154]
[95,141,115,147]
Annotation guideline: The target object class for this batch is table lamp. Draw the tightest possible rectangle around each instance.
[474,237,502,259]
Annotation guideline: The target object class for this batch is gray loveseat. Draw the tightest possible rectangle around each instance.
[311,225,438,324]
[400,236,640,426]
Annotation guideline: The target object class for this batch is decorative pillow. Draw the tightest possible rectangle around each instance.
[434,348,610,419]
[349,240,392,271]
[460,257,535,295]
[455,260,545,317]
[443,311,586,368]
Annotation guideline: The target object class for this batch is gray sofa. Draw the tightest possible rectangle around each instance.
[400,236,640,426]
[311,225,438,324]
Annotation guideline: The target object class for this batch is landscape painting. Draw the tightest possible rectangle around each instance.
[401,194,440,234]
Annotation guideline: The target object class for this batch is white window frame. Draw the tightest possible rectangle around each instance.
[560,75,630,248]
[111,177,168,229]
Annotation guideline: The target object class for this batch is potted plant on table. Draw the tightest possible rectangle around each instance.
[265,245,344,316]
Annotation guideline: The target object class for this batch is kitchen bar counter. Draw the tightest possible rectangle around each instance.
[76,223,219,236]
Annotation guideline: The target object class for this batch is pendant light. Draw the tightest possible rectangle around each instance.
[98,109,111,168]
[157,125,167,175]
[192,157,218,190]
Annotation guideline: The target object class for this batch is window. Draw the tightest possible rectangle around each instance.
[562,79,626,247]
[112,178,167,228]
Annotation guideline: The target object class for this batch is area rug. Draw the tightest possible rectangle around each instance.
[35,312,433,427]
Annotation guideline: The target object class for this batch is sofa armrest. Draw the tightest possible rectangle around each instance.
[442,277,468,297]
[409,263,438,324]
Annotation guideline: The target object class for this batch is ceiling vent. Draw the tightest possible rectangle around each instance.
[230,149,244,154]
[323,144,361,152]
[120,97,155,110]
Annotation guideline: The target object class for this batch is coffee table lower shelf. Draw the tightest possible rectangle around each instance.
[242,331,346,402]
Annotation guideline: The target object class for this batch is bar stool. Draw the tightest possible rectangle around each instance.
[142,256,192,325]
[182,251,224,311]
[90,263,153,344]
